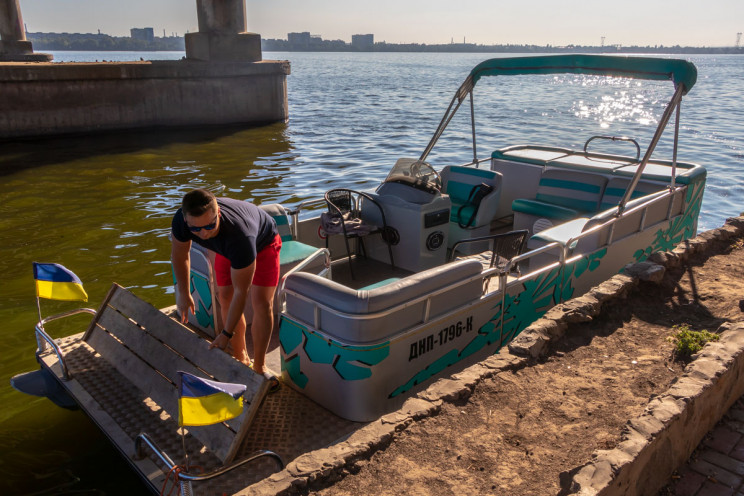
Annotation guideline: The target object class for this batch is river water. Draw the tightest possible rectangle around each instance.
[0,51,742,494]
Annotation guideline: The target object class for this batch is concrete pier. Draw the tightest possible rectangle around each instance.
[185,0,262,62]
[0,0,289,139]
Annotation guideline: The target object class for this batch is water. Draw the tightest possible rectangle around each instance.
[0,51,742,494]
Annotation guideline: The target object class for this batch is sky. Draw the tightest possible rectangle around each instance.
[18,0,744,47]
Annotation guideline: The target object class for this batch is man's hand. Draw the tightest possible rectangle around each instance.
[176,291,195,324]
[209,332,229,351]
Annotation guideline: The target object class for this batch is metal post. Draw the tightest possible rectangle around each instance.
[617,84,684,212]
[470,91,477,164]
[35,295,45,351]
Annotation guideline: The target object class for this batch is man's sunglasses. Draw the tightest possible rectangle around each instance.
[187,214,218,233]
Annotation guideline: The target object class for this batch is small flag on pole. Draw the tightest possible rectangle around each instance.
[177,371,246,427]
[33,263,88,302]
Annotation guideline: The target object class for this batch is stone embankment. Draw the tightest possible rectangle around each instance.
[242,215,744,496]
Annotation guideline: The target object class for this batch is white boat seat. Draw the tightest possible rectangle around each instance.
[512,169,607,235]
[525,189,671,268]
[283,259,483,344]
[599,178,665,211]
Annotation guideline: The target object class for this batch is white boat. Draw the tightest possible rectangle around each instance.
[183,54,704,421]
[12,54,705,493]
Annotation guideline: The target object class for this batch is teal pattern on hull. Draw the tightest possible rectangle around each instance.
[633,179,705,262]
[389,248,607,398]
[279,317,390,387]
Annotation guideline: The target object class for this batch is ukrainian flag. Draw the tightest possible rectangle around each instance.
[178,371,246,427]
[33,262,88,302]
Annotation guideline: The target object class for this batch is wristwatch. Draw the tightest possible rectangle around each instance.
[221,329,234,339]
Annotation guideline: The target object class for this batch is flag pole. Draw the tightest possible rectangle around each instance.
[181,428,190,471]
[35,294,46,352]
[35,295,43,328]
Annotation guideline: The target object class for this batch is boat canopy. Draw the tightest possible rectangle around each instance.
[420,54,698,212]
[467,54,697,95]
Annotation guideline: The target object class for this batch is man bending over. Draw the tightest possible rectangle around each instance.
[171,189,281,381]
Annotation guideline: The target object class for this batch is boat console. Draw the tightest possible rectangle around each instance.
[366,158,452,272]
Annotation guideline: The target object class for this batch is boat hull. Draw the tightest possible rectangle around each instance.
[279,176,705,421]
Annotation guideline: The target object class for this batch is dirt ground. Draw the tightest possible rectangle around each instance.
[309,236,744,496]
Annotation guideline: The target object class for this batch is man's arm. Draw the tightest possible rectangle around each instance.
[171,236,195,324]
[209,261,256,350]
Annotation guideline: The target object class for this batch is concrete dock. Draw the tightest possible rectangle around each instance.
[0,0,289,139]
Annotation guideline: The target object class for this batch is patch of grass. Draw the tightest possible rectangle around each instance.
[668,324,719,357]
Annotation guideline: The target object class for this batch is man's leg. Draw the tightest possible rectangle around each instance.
[246,234,282,374]
[248,284,276,374]
[217,284,249,365]
[213,252,250,366]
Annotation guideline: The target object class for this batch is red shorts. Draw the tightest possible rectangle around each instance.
[213,234,282,287]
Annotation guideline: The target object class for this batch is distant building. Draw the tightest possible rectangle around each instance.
[288,31,311,48]
[130,27,154,42]
[352,34,374,49]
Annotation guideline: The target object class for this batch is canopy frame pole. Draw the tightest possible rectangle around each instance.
[420,76,474,162]
[470,90,477,164]
[617,83,685,213]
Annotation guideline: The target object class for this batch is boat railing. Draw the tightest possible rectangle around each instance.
[495,184,683,299]
[584,135,641,162]
[34,307,97,381]
[134,432,284,490]
[288,197,327,235]
[283,183,684,343]
[277,247,332,309]
[282,267,488,342]
[451,156,492,170]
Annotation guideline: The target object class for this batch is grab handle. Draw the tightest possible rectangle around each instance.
[584,135,640,162]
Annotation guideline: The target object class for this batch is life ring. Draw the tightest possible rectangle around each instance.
[317,225,327,240]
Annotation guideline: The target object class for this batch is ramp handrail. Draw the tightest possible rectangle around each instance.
[35,307,97,381]
[134,432,284,483]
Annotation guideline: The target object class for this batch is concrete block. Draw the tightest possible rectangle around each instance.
[381,397,440,425]
[623,261,666,283]
[508,328,551,358]
[186,32,261,62]
[418,378,469,403]
[0,59,289,137]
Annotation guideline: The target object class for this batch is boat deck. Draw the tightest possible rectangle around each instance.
[38,251,507,494]
[41,334,362,494]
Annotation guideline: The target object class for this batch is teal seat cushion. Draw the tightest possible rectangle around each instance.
[449,201,477,225]
[280,240,319,266]
[511,199,581,221]
[599,179,664,211]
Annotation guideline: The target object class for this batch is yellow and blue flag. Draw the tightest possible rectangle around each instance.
[177,371,246,427]
[33,262,88,302]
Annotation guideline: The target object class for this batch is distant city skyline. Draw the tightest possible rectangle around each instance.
[19,0,744,48]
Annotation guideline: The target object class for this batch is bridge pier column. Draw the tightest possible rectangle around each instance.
[0,0,52,61]
[185,0,261,62]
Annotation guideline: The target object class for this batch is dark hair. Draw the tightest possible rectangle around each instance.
[182,189,217,217]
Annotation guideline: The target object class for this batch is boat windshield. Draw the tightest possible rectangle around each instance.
[383,158,442,195]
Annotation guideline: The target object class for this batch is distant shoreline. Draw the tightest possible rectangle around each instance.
[27,32,743,55]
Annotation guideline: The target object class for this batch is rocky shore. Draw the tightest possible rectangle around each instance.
[243,215,744,496]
